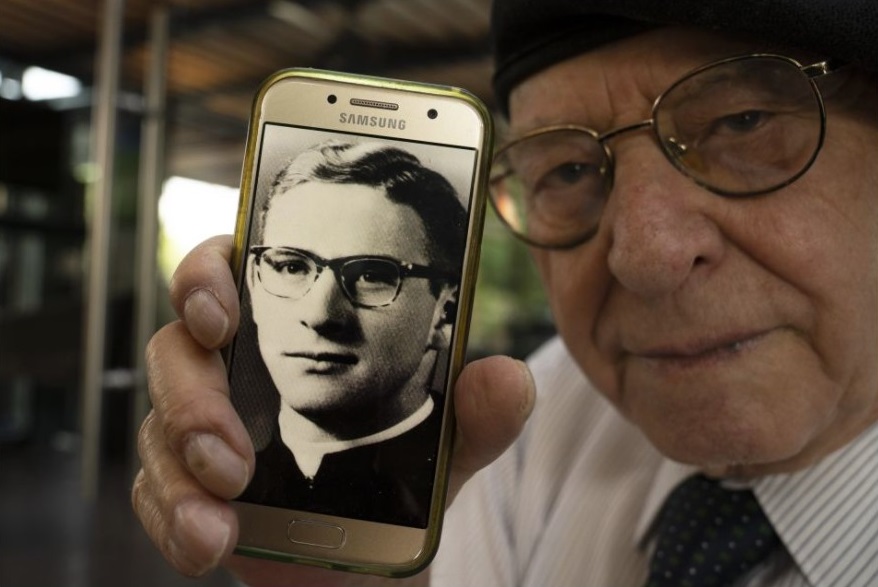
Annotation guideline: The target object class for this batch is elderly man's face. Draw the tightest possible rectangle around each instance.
[510,27,878,477]
[249,182,452,435]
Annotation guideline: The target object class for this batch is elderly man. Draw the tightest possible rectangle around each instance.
[133,0,878,586]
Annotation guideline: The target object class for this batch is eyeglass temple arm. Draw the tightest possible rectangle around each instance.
[403,263,459,283]
[803,58,846,80]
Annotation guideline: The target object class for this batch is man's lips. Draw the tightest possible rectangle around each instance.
[631,330,771,363]
[281,351,359,365]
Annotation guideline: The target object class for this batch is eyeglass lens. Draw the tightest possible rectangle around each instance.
[655,56,822,194]
[490,56,824,249]
[258,248,402,307]
[492,129,611,248]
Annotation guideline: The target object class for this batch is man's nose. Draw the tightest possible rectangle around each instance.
[602,142,726,298]
[296,268,353,326]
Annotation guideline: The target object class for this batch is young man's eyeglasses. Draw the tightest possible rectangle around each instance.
[489,53,842,249]
[251,246,454,308]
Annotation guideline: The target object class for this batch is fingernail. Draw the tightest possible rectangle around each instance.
[183,289,229,348]
[169,500,231,576]
[184,434,249,498]
[513,359,536,417]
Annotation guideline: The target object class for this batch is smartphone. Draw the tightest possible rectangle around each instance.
[225,68,492,577]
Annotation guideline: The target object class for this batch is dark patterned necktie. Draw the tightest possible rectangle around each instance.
[644,474,782,587]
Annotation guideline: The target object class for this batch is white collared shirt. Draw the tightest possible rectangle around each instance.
[433,336,878,587]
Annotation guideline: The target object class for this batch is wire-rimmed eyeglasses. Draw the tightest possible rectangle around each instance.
[251,246,455,308]
[489,53,842,249]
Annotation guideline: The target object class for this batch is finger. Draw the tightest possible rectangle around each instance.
[146,320,254,499]
[168,234,239,349]
[133,411,239,577]
[446,355,535,503]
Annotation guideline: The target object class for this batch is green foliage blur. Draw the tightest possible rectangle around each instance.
[468,205,555,360]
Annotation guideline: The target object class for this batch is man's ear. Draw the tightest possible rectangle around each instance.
[246,256,257,293]
[427,284,458,350]
[246,255,261,324]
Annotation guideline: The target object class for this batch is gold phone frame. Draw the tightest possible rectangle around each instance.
[227,68,493,577]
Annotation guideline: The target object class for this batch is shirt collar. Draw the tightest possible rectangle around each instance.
[633,421,878,585]
[634,458,697,545]
[753,421,878,586]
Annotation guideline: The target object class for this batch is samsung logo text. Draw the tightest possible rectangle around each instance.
[339,113,407,130]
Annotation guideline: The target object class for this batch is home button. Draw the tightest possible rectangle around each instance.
[287,519,346,549]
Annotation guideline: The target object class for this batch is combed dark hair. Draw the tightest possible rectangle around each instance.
[257,140,468,276]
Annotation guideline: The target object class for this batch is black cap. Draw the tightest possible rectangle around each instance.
[492,0,878,113]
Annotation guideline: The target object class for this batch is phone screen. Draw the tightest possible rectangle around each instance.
[228,122,478,529]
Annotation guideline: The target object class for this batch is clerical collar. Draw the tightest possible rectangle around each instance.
[278,396,435,479]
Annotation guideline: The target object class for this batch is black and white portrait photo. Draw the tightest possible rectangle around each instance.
[229,124,476,528]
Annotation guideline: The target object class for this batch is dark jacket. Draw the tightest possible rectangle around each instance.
[238,397,445,528]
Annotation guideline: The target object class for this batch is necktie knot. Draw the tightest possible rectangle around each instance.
[644,474,781,587]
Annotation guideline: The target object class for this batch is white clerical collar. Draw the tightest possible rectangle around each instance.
[278,396,435,479]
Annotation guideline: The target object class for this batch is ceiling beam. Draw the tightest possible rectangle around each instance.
[6,0,489,87]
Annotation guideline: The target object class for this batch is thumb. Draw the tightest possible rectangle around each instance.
[446,355,535,504]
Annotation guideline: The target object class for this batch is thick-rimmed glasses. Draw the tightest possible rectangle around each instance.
[489,54,841,249]
[251,246,454,308]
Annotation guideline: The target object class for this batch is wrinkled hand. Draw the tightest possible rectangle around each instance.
[131,235,535,587]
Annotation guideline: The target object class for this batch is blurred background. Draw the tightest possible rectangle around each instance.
[0,1,552,585]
